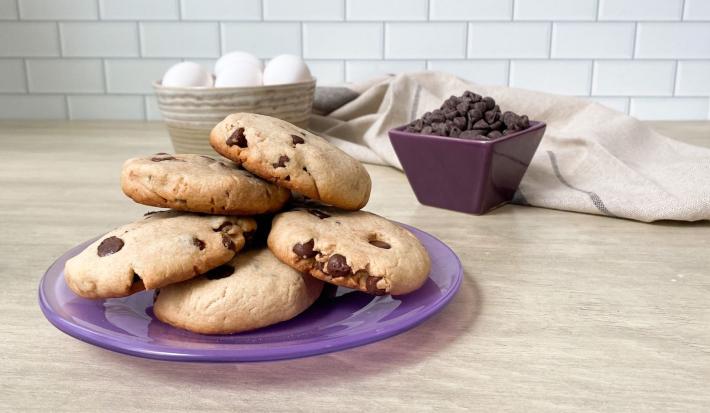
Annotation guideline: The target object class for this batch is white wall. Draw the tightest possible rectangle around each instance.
[0,0,709,120]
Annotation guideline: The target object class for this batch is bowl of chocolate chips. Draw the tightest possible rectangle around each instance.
[389,91,546,215]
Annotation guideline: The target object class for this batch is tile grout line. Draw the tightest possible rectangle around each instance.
[511,0,516,21]
[596,0,600,21]
[101,58,107,93]
[177,0,182,20]
[96,0,102,20]
[22,59,30,93]
[381,22,386,59]
[632,22,638,58]
[464,22,469,58]
[218,22,223,55]
[681,0,686,20]
[548,22,553,59]
[672,60,679,96]
[136,22,143,57]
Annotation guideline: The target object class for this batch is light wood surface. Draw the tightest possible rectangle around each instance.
[1,121,709,412]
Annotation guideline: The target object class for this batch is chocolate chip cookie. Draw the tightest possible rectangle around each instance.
[209,113,371,210]
[267,207,431,295]
[121,153,290,215]
[153,248,323,334]
[64,211,256,299]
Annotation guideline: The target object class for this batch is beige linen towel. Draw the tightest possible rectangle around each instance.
[310,71,710,222]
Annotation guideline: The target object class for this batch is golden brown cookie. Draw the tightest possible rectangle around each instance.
[121,153,290,215]
[64,211,256,299]
[209,113,371,210]
[153,248,323,335]
[267,207,431,295]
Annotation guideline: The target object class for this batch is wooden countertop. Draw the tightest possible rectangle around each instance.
[1,121,709,412]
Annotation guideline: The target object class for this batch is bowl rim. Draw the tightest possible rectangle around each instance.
[389,120,546,146]
[152,77,317,92]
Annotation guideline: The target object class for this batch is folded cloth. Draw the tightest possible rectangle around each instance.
[310,71,710,222]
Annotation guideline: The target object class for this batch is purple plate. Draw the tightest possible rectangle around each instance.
[38,224,462,362]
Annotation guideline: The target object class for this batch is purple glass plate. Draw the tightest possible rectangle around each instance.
[38,224,462,362]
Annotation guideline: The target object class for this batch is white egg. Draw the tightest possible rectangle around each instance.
[215,51,263,75]
[214,60,263,87]
[161,61,213,88]
[263,54,312,86]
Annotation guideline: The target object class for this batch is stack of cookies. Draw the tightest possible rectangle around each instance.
[65,113,431,335]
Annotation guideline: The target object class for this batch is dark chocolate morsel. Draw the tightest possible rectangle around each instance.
[308,209,331,219]
[369,240,391,249]
[473,119,489,129]
[489,120,503,131]
[293,239,318,258]
[482,96,496,110]
[291,134,305,145]
[221,233,236,251]
[192,237,205,250]
[226,127,247,148]
[272,155,290,168]
[214,221,233,232]
[150,155,178,162]
[132,273,142,284]
[366,276,387,295]
[488,130,503,139]
[449,127,462,137]
[326,254,351,277]
[204,264,235,280]
[97,236,124,257]
[453,116,467,129]
[421,126,433,135]
[484,110,499,124]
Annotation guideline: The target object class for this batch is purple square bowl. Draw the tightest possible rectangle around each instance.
[388,121,546,215]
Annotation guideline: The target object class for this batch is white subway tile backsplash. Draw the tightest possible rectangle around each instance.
[0,60,26,92]
[469,23,550,58]
[510,60,592,95]
[140,23,219,58]
[265,0,342,21]
[676,61,710,96]
[27,59,104,93]
[552,23,635,58]
[60,23,139,57]
[347,0,427,21]
[427,60,509,86]
[593,61,675,96]
[386,23,466,59]
[182,0,261,21]
[514,0,597,20]
[304,23,382,59]
[636,23,710,59]
[306,60,345,85]
[0,0,707,121]
[99,0,179,20]
[106,59,180,93]
[0,23,59,57]
[586,96,630,114]
[630,97,709,120]
[18,0,97,20]
[430,0,512,20]
[598,0,683,21]
[145,96,162,120]
[346,60,425,82]
[0,95,66,119]
[684,0,710,20]
[222,23,301,58]
[0,0,18,19]
[68,95,145,120]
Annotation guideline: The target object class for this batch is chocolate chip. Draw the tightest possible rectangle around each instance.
[484,110,499,124]
[449,127,462,137]
[204,264,234,280]
[453,116,467,129]
[150,155,177,162]
[456,102,469,115]
[132,273,142,284]
[272,155,289,168]
[488,130,503,139]
[473,119,489,129]
[444,109,458,120]
[143,211,159,217]
[97,236,124,257]
[326,254,351,277]
[293,239,318,258]
[192,237,205,250]
[366,276,387,295]
[214,221,233,232]
[472,101,487,113]
[199,155,215,161]
[421,125,433,135]
[369,240,391,249]
[226,127,247,148]
[285,175,290,181]
[518,115,530,129]
[482,96,495,110]
[308,209,330,219]
[221,233,236,251]
[291,134,305,145]
[489,121,503,131]
[154,152,169,155]
[502,111,518,128]
[430,109,445,123]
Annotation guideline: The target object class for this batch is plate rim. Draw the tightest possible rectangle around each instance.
[38,223,463,363]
